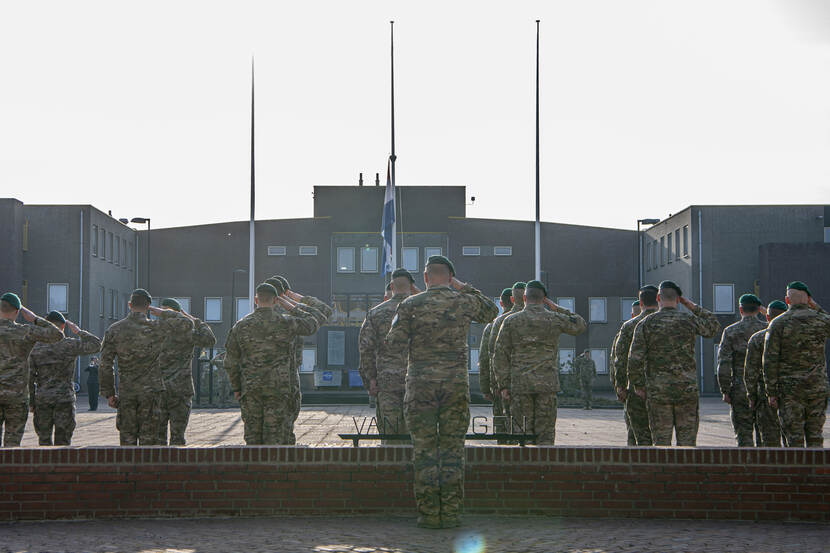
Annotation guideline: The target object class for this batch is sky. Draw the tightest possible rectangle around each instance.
[1,0,829,231]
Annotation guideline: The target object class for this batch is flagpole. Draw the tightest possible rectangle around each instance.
[248,57,256,314]
[534,20,541,281]
[390,20,397,274]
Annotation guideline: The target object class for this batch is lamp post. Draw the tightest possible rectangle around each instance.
[130,217,151,290]
[231,269,247,322]
[637,218,660,287]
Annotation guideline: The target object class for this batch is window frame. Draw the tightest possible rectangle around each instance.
[360,247,379,273]
[589,297,608,323]
[108,232,114,263]
[204,297,223,322]
[559,348,575,373]
[91,225,98,257]
[235,297,251,321]
[659,236,665,266]
[675,229,681,260]
[713,283,735,314]
[557,297,575,313]
[401,246,419,273]
[298,246,318,256]
[683,225,690,257]
[301,347,317,373]
[620,297,637,321]
[589,348,609,375]
[469,348,480,373]
[46,283,69,314]
[666,233,673,264]
[99,286,105,317]
[493,246,513,256]
[267,245,287,256]
[336,247,356,273]
[424,247,442,262]
[462,246,481,256]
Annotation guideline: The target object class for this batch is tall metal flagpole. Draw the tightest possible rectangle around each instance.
[248,58,256,315]
[534,20,541,281]
[390,20,397,273]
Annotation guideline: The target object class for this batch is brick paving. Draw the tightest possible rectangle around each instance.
[1,516,827,553]
[17,397,830,447]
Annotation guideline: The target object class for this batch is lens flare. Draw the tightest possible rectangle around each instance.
[454,532,486,553]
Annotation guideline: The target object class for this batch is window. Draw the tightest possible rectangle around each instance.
[620,297,637,320]
[327,330,345,365]
[337,248,355,273]
[659,236,665,266]
[360,247,378,273]
[424,247,442,262]
[109,289,116,319]
[122,238,127,267]
[667,233,672,264]
[299,246,318,256]
[114,237,120,266]
[235,297,251,321]
[47,283,68,313]
[301,348,317,372]
[589,297,607,323]
[469,348,479,373]
[330,294,348,325]
[402,247,418,272]
[91,225,98,256]
[557,297,575,313]
[108,233,113,262]
[99,287,105,317]
[713,284,735,314]
[675,229,681,260]
[122,294,129,318]
[267,246,286,256]
[348,294,368,324]
[645,242,651,272]
[683,225,689,257]
[128,243,134,270]
[493,246,512,256]
[204,298,222,322]
[462,246,480,256]
[100,229,106,259]
[22,220,29,251]
[172,297,191,313]
[590,348,608,375]
[559,348,575,373]
[653,240,658,269]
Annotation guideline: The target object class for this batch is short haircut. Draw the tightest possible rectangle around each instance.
[660,287,678,302]
[426,263,450,278]
[526,287,545,302]
[256,283,278,300]
[500,290,513,305]
[130,292,151,308]
[769,306,787,317]
[639,288,658,307]
[0,300,17,314]
[265,277,286,296]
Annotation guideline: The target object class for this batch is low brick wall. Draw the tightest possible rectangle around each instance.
[1,447,828,522]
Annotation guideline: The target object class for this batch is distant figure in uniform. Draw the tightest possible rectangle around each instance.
[478,288,513,434]
[763,281,830,448]
[85,357,100,411]
[574,350,596,409]
[28,311,101,445]
[386,255,498,529]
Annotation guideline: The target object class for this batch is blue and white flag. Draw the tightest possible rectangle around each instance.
[380,158,395,276]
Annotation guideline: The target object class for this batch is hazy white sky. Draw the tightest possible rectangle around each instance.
[1,1,828,230]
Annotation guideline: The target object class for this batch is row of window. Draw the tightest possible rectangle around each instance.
[646,225,689,271]
[336,246,444,274]
[267,245,319,256]
[91,224,132,269]
[462,246,513,256]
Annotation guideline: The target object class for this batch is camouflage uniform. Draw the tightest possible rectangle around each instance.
[744,328,782,447]
[487,299,524,439]
[387,284,498,526]
[611,307,657,446]
[100,310,190,446]
[628,305,720,446]
[28,329,101,445]
[493,304,587,445]
[157,317,215,445]
[763,304,830,448]
[224,305,319,445]
[717,315,766,447]
[573,353,596,409]
[477,322,499,432]
[0,317,62,446]
[359,295,408,443]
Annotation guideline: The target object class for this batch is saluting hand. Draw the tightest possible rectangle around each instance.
[20,306,36,323]
[65,321,81,334]
[410,283,422,295]
[679,297,696,310]
[450,277,466,290]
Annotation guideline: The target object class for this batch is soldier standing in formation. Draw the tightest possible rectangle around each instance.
[493,280,586,445]
[478,288,513,435]
[0,293,62,447]
[573,350,596,410]
[628,281,720,446]
[386,255,498,529]
[612,286,658,446]
[156,298,216,446]
[763,281,830,448]
[359,268,418,442]
[716,293,767,447]
[99,289,190,445]
[610,299,641,445]
[28,311,101,445]
[743,300,786,447]
[85,356,100,411]
[486,282,525,441]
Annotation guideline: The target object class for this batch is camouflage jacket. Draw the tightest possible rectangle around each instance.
[279,296,330,393]
[224,305,318,399]
[487,301,523,368]
[574,355,596,383]
[763,304,830,400]
[0,317,63,403]
[99,310,189,399]
[611,307,657,391]
[159,317,216,397]
[716,315,766,394]
[29,329,102,404]
[478,322,493,396]
[628,305,720,402]
[609,330,621,388]
[359,295,408,393]
[386,284,498,389]
[493,304,587,394]
[743,327,769,406]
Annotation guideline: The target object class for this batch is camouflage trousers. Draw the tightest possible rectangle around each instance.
[625,391,652,446]
[779,395,827,448]
[158,391,192,446]
[240,394,293,445]
[116,394,162,446]
[377,389,409,445]
[404,381,470,524]
[286,387,302,445]
[580,381,593,409]
[728,384,755,447]
[623,405,636,445]
[33,401,76,445]
[492,394,510,444]
[511,393,557,445]
[750,398,782,447]
[647,399,699,446]
[0,401,28,447]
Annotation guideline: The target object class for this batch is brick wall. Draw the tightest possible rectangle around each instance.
[1,447,828,521]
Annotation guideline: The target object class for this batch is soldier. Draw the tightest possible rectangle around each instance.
[0,292,62,447]
[384,281,393,301]
[763,281,830,448]
[630,300,642,318]
[28,311,101,445]
[478,288,513,435]
[487,282,526,441]
[358,268,419,443]
[744,300,787,447]
[612,286,658,446]
[628,281,720,446]
[573,350,596,409]
[386,255,498,529]
[610,298,643,445]
[85,356,100,411]
[156,298,215,446]
[99,289,189,446]
[223,283,319,445]
[493,280,587,445]
[716,293,767,447]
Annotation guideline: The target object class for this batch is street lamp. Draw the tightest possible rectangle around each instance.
[130,218,151,290]
[637,218,660,288]
[231,269,247,321]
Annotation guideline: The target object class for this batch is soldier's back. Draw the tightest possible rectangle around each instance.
[30,338,83,403]
[229,309,297,396]
[104,314,164,397]
[766,305,830,397]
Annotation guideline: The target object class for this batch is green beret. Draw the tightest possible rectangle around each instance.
[391,268,414,283]
[768,300,788,312]
[256,283,278,297]
[426,255,455,276]
[526,280,547,297]
[265,277,286,296]
[131,289,152,301]
[631,300,640,307]
[274,275,291,291]
[739,293,761,307]
[500,288,513,303]
[0,292,21,310]
[639,285,658,293]
[46,311,66,325]
[161,298,182,311]
[787,281,812,297]
[512,282,527,290]
[659,280,682,296]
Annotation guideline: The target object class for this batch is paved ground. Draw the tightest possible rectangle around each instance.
[18,396,830,447]
[1,516,828,553]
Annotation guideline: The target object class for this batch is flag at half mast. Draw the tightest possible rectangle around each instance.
[380,158,395,276]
